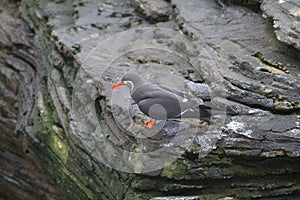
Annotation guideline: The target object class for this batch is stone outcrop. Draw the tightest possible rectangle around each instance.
[0,1,62,199]
[1,0,299,199]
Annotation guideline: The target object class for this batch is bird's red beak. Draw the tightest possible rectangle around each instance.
[111,81,124,89]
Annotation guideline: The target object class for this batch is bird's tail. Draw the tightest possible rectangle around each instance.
[180,105,227,122]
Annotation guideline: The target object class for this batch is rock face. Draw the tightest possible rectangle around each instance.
[1,0,300,199]
[0,1,62,199]
[261,0,300,50]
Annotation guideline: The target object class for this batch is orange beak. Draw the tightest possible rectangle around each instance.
[111,81,124,89]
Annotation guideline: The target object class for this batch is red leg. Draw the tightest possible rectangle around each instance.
[143,119,156,128]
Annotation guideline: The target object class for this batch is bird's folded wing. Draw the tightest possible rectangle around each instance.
[158,85,203,106]
[158,85,189,98]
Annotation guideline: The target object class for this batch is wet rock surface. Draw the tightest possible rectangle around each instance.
[130,0,173,23]
[2,0,300,199]
[0,1,62,199]
[261,0,300,51]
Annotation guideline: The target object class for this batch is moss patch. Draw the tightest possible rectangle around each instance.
[161,160,189,180]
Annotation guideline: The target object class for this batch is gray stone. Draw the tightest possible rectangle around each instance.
[261,0,300,51]
[2,0,300,199]
[130,0,173,23]
[184,80,211,101]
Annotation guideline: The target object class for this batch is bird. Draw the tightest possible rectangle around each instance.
[111,71,221,128]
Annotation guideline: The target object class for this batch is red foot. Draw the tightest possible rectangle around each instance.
[143,119,156,129]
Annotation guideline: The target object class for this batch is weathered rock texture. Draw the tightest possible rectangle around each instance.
[261,0,300,50]
[1,0,300,199]
[0,1,62,199]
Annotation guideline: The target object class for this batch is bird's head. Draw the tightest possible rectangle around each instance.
[111,71,145,91]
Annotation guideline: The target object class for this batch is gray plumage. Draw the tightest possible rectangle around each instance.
[120,71,214,122]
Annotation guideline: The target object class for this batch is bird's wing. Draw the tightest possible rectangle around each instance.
[136,88,182,119]
[158,85,203,109]
[158,85,189,99]
[132,83,204,119]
